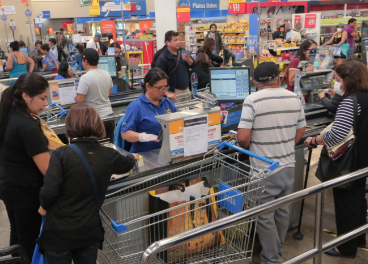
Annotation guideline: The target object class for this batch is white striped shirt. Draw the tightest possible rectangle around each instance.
[323,97,361,148]
[238,88,306,174]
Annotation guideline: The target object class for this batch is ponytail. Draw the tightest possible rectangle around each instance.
[0,73,49,139]
[0,86,16,139]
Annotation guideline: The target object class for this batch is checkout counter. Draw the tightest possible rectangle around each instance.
[104,67,335,231]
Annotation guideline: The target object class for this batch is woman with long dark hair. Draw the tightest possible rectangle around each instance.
[0,73,50,260]
[191,52,212,88]
[54,61,74,80]
[74,43,85,71]
[286,39,317,92]
[198,38,223,66]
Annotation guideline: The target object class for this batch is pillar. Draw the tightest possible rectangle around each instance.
[154,0,177,50]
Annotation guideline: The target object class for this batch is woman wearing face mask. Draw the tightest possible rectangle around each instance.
[318,79,345,114]
[304,60,368,259]
[321,24,346,65]
[286,39,317,93]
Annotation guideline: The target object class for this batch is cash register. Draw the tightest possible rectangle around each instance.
[294,69,333,104]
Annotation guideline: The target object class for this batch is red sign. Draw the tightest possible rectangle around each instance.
[48,27,54,34]
[129,4,136,13]
[294,15,300,26]
[67,23,73,34]
[228,0,245,14]
[21,0,28,3]
[176,7,190,22]
[101,20,116,40]
[140,20,152,30]
[62,21,72,28]
[305,14,316,28]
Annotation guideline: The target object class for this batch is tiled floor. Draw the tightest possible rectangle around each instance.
[0,146,367,263]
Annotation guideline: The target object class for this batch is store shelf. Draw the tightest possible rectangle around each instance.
[224,42,246,45]
[220,32,247,34]
[129,75,145,79]
[126,38,156,42]
[320,33,334,36]
[196,37,205,40]
[268,47,299,51]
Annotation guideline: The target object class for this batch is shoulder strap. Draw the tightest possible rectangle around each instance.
[351,94,358,170]
[169,50,181,75]
[69,144,100,210]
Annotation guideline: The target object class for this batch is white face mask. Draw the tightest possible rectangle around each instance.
[334,81,345,96]
[337,28,342,33]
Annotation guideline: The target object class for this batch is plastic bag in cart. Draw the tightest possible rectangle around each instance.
[148,177,225,263]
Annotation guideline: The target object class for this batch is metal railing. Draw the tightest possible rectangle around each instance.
[139,167,368,264]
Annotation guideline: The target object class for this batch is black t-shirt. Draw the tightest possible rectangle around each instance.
[0,107,49,189]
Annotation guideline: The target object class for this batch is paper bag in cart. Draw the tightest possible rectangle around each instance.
[148,177,225,263]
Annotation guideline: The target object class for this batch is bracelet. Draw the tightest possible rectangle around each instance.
[314,136,318,145]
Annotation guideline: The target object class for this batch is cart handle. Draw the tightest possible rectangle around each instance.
[217,141,279,171]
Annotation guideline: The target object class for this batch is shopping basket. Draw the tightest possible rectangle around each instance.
[98,142,279,264]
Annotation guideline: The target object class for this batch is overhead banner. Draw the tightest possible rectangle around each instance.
[101,20,116,39]
[89,0,100,16]
[179,0,219,11]
[177,6,190,22]
[228,0,245,15]
[100,0,146,17]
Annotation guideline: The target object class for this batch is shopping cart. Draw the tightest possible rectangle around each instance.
[99,142,279,264]
[39,102,68,125]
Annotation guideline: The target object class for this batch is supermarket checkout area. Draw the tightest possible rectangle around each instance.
[103,67,335,229]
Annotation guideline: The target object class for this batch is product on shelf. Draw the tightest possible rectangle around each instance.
[223,33,246,44]
[220,20,249,33]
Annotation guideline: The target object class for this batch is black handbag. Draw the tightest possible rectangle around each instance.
[315,94,358,190]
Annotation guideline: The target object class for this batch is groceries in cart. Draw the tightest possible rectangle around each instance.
[99,143,279,264]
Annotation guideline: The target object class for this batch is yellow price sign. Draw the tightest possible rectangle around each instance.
[177,7,190,13]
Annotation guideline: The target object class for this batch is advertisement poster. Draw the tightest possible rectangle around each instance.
[294,15,300,26]
[67,23,73,34]
[228,0,245,15]
[247,35,257,55]
[305,14,316,28]
[89,0,100,16]
[101,20,116,39]
[183,115,208,157]
[48,27,54,34]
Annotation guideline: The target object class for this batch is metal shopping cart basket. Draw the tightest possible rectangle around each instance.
[98,142,279,264]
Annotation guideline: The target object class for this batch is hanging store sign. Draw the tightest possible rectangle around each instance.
[177,6,190,22]
[179,0,219,11]
[305,14,316,28]
[2,6,15,15]
[48,27,54,34]
[101,20,116,39]
[67,23,73,34]
[80,0,92,6]
[35,28,40,34]
[228,0,245,15]
[35,17,43,28]
[294,15,300,26]
[89,0,100,16]
[99,0,146,17]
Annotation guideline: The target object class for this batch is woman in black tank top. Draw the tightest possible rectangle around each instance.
[321,24,346,65]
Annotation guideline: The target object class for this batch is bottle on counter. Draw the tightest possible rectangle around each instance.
[314,52,321,72]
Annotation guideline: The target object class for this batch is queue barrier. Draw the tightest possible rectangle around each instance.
[139,168,368,264]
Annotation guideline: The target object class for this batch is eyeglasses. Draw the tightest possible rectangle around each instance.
[152,85,170,93]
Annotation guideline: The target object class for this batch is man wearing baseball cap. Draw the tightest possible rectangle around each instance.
[237,62,306,264]
[75,49,114,141]
[86,32,103,55]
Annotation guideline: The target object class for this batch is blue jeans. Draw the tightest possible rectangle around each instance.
[44,242,99,264]
[346,46,354,59]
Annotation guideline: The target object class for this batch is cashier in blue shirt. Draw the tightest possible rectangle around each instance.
[121,68,178,153]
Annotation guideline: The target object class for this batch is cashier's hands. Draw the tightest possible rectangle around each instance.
[328,89,336,97]
[138,132,159,142]
[38,206,46,216]
[306,64,314,72]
